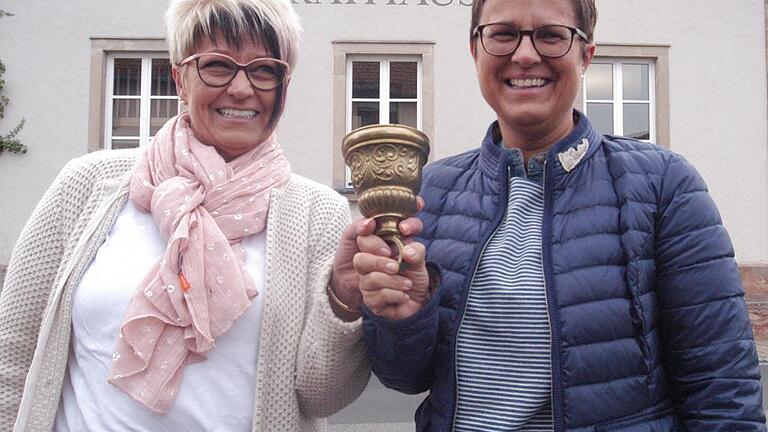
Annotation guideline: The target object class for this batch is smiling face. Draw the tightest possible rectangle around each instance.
[173,33,281,160]
[471,0,595,150]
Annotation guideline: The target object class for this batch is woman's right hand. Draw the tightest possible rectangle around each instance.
[354,217,432,320]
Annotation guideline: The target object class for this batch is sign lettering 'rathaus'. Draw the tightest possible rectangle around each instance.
[291,0,471,6]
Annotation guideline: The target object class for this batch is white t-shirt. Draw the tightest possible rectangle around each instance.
[54,200,267,432]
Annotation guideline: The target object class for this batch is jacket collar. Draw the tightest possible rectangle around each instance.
[478,110,603,179]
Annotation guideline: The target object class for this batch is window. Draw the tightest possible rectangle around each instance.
[348,57,421,131]
[332,42,435,191]
[105,54,180,149]
[344,56,422,186]
[88,38,175,152]
[577,44,670,146]
[583,60,655,141]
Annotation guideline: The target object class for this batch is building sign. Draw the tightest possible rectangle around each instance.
[291,0,471,6]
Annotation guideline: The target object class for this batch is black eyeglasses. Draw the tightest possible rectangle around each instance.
[179,52,290,90]
[473,23,588,58]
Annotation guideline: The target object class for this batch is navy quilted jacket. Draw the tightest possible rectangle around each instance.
[363,113,765,431]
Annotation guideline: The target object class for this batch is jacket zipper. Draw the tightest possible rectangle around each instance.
[541,158,564,431]
[539,159,557,429]
[450,165,512,432]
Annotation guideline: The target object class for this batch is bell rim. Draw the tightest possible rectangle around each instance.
[342,124,430,158]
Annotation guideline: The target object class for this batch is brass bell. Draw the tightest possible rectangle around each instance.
[342,124,430,265]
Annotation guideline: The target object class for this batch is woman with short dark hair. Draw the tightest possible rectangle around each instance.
[342,0,766,429]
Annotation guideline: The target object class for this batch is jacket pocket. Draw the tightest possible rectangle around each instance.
[595,407,680,431]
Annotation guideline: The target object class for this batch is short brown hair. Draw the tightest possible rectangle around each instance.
[470,0,598,43]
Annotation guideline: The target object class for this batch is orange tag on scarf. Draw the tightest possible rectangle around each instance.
[179,271,191,293]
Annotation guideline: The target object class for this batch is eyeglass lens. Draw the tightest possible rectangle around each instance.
[195,54,285,90]
[480,24,576,58]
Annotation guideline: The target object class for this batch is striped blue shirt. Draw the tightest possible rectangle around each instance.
[455,150,553,432]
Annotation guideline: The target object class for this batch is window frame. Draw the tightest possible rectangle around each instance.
[346,55,423,131]
[332,41,435,194]
[88,38,170,152]
[583,58,656,142]
[575,44,670,147]
[105,53,180,149]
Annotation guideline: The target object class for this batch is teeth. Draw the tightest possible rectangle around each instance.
[507,78,546,88]
[218,108,257,118]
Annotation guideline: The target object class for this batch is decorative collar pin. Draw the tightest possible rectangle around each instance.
[557,138,589,173]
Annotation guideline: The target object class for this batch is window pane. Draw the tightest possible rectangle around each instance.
[623,103,650,140]
[113,58,142,96]
[112,139,140,149]
[112,99,140,137]
[622,64,649,100]
[587,102,613,135]
[352,62,380,98]
[390,102,417,128]
[352,101,379,129]
[586,63,612,100]
[150,99,179,135]
[390,62,417,99]
[152,58,177,96]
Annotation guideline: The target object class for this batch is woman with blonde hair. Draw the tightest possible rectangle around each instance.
[0,0,368,430]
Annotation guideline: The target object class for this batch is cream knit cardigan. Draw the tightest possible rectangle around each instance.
[0,149,370,432]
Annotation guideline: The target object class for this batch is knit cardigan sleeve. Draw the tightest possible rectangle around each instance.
[0,158,97,430]
[655,154,765,429]
[294,188,371,417]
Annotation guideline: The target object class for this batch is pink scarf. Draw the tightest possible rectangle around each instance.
[108,112,291,413]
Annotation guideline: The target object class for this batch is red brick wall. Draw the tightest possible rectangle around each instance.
[743,265,768,361]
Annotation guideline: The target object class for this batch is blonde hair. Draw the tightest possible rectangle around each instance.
[165,0,302,68]
[166,0,302,127]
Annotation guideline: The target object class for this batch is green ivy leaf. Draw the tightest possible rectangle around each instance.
[0,10,26,154]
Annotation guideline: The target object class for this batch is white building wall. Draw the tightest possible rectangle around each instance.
[0,0,169,263]
[596,0,768,264]
[1,0,766,267]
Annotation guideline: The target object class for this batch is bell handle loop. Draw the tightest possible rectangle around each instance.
[384,234,407,272]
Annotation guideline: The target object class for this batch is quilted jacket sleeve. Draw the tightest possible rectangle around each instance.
[655,154,765,429]
[362,283,441,395]
[0,160,86,431]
